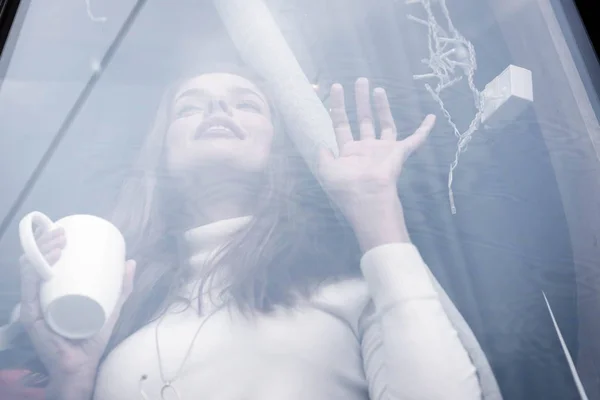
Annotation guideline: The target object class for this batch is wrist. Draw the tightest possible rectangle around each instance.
[347,194,411,253]
[47,371,95,400]
[343,188,402,226]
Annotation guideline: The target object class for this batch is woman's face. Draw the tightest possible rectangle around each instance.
[165,73,275,176]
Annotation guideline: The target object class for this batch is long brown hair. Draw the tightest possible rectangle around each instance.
[104,65,361,352]
[7,65,362,373]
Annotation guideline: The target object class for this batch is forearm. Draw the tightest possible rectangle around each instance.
[348,191,500,397]
[360,243,483,399]
[376,293,482,399]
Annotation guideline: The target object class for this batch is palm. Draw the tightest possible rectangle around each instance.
[318,78,436,203]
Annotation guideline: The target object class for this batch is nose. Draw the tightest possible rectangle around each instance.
[206,98,232,116]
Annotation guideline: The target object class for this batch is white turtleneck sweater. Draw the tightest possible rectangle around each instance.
[93,217,501,400]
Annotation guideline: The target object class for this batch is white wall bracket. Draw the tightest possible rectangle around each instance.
[481,65,533,126]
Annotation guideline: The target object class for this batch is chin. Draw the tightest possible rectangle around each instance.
[168,148,270,175]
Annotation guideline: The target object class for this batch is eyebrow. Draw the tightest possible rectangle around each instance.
[232,87,267,105]
[175,86,267,105]
[175,88,209,103]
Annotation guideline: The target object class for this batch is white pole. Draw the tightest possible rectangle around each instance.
[213,0,339,171]
[543,291,589,399]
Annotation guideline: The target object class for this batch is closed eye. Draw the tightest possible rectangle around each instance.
[175,105,203,118]
[236,100,262,113]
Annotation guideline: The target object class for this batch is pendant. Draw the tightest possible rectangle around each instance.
[160,382,181,400]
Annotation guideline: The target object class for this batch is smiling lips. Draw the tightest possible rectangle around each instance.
[194,116,245,140]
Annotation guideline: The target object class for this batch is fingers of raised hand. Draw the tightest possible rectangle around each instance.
[355,78,376,140]
[331,78,397,143]
[330,79,432,156]
[400,114,436,156]
[373,87,397,141]
[329,83,353,148]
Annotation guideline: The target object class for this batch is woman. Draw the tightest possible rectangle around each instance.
[15,66,501,399]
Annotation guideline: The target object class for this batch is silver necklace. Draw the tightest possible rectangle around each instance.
[140,304,221,400]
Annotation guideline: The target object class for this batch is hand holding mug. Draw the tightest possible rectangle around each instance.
[18,212,135,382]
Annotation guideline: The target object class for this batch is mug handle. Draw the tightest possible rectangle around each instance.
[19,211,56,281]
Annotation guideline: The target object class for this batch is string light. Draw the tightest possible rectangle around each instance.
[407,0,484,214]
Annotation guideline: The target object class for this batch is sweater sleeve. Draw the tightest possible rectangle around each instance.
[358,242,502,400]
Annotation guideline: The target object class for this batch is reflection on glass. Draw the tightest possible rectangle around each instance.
[0,1,598,400]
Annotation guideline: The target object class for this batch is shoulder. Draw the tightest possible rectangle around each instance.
[306,242,429,335]
[309,277,371,336]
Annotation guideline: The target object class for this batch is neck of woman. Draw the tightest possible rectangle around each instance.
[175,169,265,229]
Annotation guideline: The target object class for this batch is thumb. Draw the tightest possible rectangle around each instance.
[317,146,335,172]
[94,260,136,341]
[402,114,436,156]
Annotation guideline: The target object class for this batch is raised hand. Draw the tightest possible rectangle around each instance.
[318,77,436,221]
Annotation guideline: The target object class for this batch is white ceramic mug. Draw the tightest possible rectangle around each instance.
[19,212,126,340]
